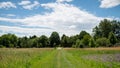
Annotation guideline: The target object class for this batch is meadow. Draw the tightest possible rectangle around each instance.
[0,47,120,68]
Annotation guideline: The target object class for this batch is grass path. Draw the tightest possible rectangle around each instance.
[29,49,84,68]
[57,50,60,68]
[0,48,120,68]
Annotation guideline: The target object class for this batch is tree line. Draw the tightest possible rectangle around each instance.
[0,19,120,48]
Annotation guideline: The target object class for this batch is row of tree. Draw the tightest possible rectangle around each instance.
[0,19,120,48]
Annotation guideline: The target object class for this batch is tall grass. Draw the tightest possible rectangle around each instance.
[0,48,120,68]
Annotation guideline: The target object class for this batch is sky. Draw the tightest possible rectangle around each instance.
[0,0,120,37]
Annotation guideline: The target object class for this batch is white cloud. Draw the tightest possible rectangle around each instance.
[0,14,16,17]
[0,25,53,37]
[100,0,120,8]
[0,2,16,9]
[56,0,73,3]
[69,25,76,29]
[18,1,40,10]
[18,0,31,5]
[0,1,114,36]
[6,14,16,17]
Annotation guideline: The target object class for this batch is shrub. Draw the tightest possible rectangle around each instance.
[108,32,117,45]
[82,34,91,47]
[0,45,5,48]
[89,38,96,47]
[72,39,84,48]
[74,39,81,48]
[79,40,84,48]
[96,38,110,47]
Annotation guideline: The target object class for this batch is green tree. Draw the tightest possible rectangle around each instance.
[99,19,112,38]
[108,32,117,45]
[10,34,18,47]
[0,34,18,48]
[38,35,49,47]
[69,35,79,46]
[49,32,60,47]
[61,34,70,47]
[73,39,84,48]
[74,39,81,48]
[0,34,10,47]
[79,31,89,40]
[29,35,37,39]
[93,26,102,40]
[82,34,91,47]
[18,36,29,48]
[96,38,110,47]
[111,20,120,40]
[89,38,96,47]
[93,19,113,38]
[28,38,38,48]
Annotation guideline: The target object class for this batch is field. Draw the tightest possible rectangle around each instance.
[0,47,120,68]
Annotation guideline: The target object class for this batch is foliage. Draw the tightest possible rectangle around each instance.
[61,34,72,47]
[93,19,120,40]
[89,38,96,47]
[77,39,84,48]
[73,39,80,48]
[99,19,112,38]
[81,34,91,47]
[69,35,79,46]
[79,31,89,40]
[49,32,60,47]
[38,35,49,47]
[96,38,110,47]
[108,32,117,45]
[0,34,17,47]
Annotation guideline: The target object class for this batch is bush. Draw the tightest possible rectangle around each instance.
[74,39,81,48]
[73,39,84,48]
[0,45,5,48]
[96,38,110,47]
[89,38,96,47]
[82,34,91,47]
[72,39,84,48]
[108,32,117,45]
[79,41,84,48]
[9,44,14,48]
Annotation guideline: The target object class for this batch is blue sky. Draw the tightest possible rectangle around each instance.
[0,0,120,37]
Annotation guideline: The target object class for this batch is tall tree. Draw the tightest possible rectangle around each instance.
[111,20,120,40]
[93,26,102,40]
[38,35,49,47]
[0,34,18,47]
[96,38,110,47]
[19,36,29,48]
[81,34,91,47]
[89,38,96,47]
[99,19,112,38]
[93,19,120,40]
[79,31,89,40]
[108,32,117,45]
[49,32,60,47]
[61,34,70,47]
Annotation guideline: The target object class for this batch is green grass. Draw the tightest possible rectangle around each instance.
[0,48,120,68]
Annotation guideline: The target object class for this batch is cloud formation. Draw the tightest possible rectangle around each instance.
[18,1,40,10]
[0,0,114,36]
[18,0,31,5]
[100,0,120,8]
[0,2,16,9]
[56,0,73,3]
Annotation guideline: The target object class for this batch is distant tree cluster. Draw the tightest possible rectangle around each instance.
[0,19,120,48]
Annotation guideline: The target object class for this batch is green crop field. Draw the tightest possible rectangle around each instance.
[0,48,120,68]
